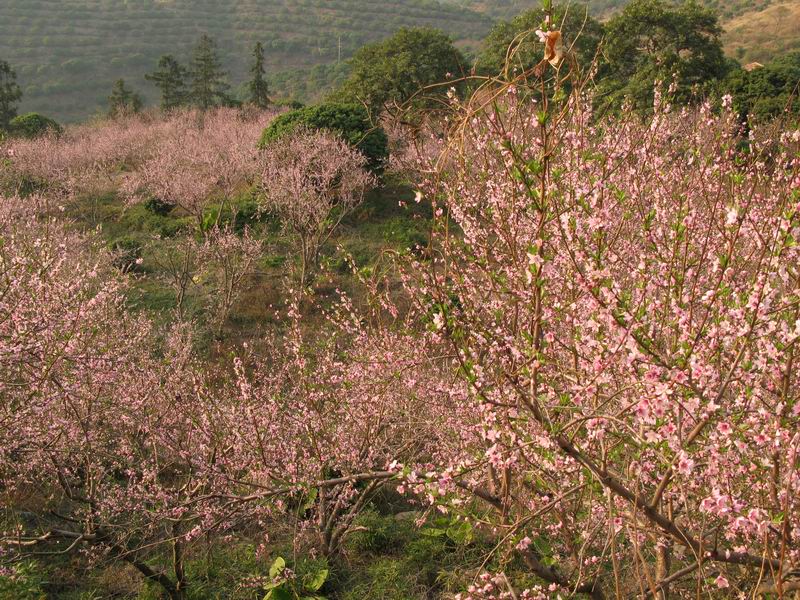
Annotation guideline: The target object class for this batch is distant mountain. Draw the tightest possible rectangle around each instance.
[0,0,492,122]
[3,0,796,123]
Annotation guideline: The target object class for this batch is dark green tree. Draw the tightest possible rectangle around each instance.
[248,42,271,109]
[725,53,800,124]
[258,103,388,174]
[145,55,189,111]
[333,27,466,114]
[477,4,605,77]
[8,113,62,139]
[1,60,23,131]
[107,79,143,118]
[598,0,729,114]
[189,34,233,110]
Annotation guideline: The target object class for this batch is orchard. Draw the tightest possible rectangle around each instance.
[1,16,799,600]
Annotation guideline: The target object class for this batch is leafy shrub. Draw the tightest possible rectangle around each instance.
[143,195,174,216]
[201,192,266,233]
[725,51,800,123]
[109,236,143,271]
[111,202,188,239]
[0,561,48,599]
[8,112,62,139]
[346,509,415,554]
[263,556,329,600]
[258,103,388,173]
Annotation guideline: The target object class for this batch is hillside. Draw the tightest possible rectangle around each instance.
[458,0,800,68]
[446,0,626,18]
[722,1,800,63]
[3,0,798,123]
[455,0,781,19]
[0,0,491,122]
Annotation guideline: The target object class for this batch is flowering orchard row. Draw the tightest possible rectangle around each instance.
[2,86,800,598]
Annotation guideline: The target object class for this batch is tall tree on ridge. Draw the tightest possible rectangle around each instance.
[248,42,271,109]
[146,55,189,112]
[190,34,233,110]
[0,59,23,131]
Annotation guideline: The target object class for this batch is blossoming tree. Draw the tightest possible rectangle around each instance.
[258,128,376,289]
[398,85,800,597]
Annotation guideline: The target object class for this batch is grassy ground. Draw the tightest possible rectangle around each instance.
[3,505,523,599]
[0,181,484,599]
[61,179,431,349]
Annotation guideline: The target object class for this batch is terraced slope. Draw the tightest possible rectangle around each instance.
[0,0,491,122]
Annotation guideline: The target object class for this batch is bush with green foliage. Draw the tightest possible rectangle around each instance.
[0,561,48,599]
[110,235,144,271]
[725,52,800,123]
[258,103,388,172]
[143,195,175,216]
[264,556,330,600]
[8,112,62,138]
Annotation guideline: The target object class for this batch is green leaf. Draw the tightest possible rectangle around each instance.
[264,587,293,600]
[446,520,474,545]
[525,158,542,176]
[263,581,281,591]
[306,569,328,592]
[302,488,318,512]
[269,557,286,578]
[422,527,446,537]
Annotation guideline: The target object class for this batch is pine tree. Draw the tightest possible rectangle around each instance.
[0,60,23,131]
[248,42,271,109]
[189,34,232,110]
[145,55,189,111]
[108,79,143,118]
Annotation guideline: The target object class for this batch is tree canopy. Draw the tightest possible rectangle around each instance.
[248,42,271,109]
[0,60,22,131]
[725,52,800,123]
[190,34,234,110]
[476,4,604,77]
[8,112,62,139]
[146,55,189,111]
[598,0,729,113]
[107,79,143,118]
[258,103,388,173]
[333,27,466,114]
